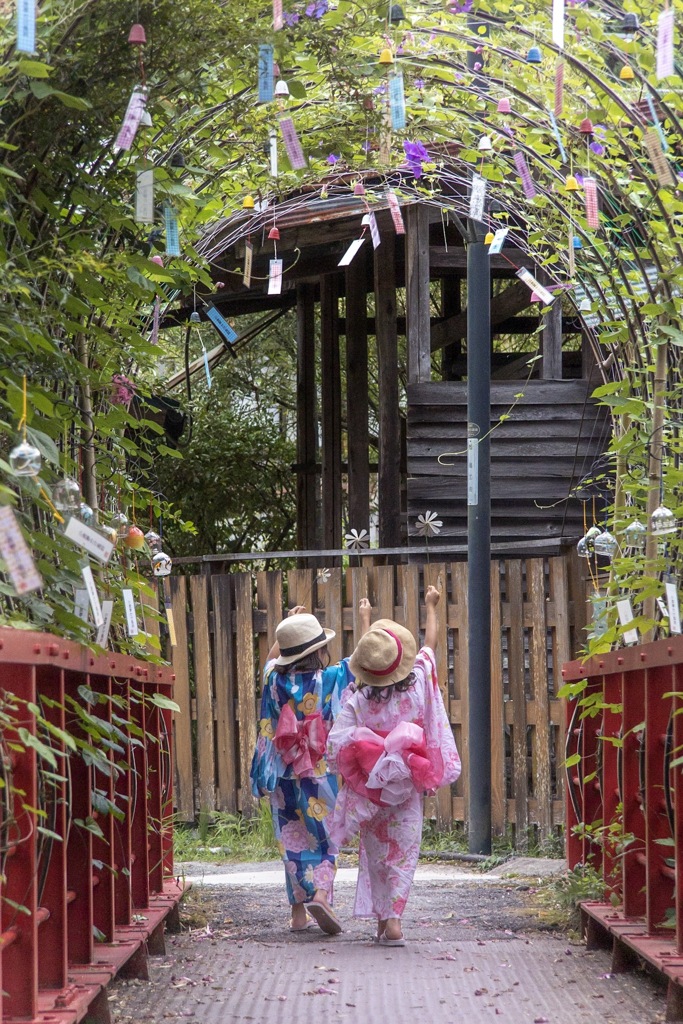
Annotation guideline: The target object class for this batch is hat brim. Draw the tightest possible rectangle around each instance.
[274,627,335,667]
[349,619,417,686]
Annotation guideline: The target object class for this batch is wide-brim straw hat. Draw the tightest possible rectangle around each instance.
[274,613,335,667]
[349,618,417,686]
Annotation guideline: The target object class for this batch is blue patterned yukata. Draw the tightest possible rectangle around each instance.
[250,658,352,905]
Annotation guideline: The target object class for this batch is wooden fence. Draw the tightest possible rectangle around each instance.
[168,552,588,840]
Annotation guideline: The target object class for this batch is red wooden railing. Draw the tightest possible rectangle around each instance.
[0,628,183,1024]
[563,636,683,1017]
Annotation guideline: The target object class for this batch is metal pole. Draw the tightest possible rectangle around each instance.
[467,229,492,855]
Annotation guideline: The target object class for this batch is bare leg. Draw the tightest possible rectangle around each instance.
[291,903,309,930]
[384,917,403,941]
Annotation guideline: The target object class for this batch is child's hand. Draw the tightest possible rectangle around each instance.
[425,585,440,607]
[287,604,307,617]
[359,598,372,614]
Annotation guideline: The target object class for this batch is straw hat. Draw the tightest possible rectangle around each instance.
[274,613,335,666]
[349,619,417,686]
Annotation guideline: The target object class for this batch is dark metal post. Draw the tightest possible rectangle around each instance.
[467,229,492,855]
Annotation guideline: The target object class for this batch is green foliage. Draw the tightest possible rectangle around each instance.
[173,803,278,863]
[538,864,607,931]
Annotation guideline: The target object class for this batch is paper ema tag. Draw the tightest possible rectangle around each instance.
[368,213,381,250]
[516,268,554,305]
[135,168,154,224]
[205,303,238,343]
[548,111,567,163]
[17,0,36,52]
[151,295,160,344]
[386,191,405,235]
[64,517,115,564]
[514,152,536,199]
[591,594,609,639]
[114,86,147,152]
[269,129,278,177]
[243,241,253,287]
[202,345,213,389]
[469,174,487,223]
[279,117,307,170]
[467,437,478,506]
[657,8,675,80]
[389,73,406,131]
[74,588,89,623]
[268,258,283,294]
[644,128,675,186]
[0,506,42,595]
[488,227,509,254]
[666,577,682,634]
[273,0,283,29]
[95,600,114,648]
[81,564,104,628]
[122,589,139,637]
[165,600,177,647]
[164,205,181,257]
[338,237,365,267]
[554,61,564,117]
[583,176,599,229]
[552,0,565,50]
[616,597,639,645]
[258,44,274,103]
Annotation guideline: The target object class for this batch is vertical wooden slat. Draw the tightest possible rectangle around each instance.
[528,558,551,839]
[405,204,431,384]
[212,574,238,813]
[348,565,369,644]
[375,564,394,622]
[141,581,160,657]
[506,559,529,847]
[190,574,216,816]
[234,572,257,817]
[324,566,343,663]
[257,570,283,667]
[170,575,194,823]
[288,567,314,612]
[424,563,451,828]
[490,560,506,835]
[374,235,402,547]
[345,246,370,535]
[398,564,420,638]
[452,562,469,823]
[321,274,343,550]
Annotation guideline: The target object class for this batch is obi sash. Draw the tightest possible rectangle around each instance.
[273,703,327,778]
[336,721,443,807]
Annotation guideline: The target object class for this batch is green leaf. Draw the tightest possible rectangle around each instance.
[17,59,53,78]
[149,693,181,713]
[564,753,581,768]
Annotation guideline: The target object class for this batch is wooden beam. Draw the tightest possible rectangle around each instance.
[430,247,536,272]
[406,205,431,383]
[430,279,532,353]
[345,247,370,534]
[296,284,318,551]
[541,298,563,379]
[374,232,402,547]
[441,277,462,380]
[320,276,343,551]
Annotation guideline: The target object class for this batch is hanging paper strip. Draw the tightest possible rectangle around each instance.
[243,241,254,287]
[206,303,238,343]
[114,86,148,152]
[368,212,381,249]
[258,44,274,103]
[647,94,669,152]
[554,61,564,117]
[583,177,599,229]
[279,117,307,169]
[165,597,177,646]
[269,129,278,176]
[151,296,160,344]
[64,516,114,564]
[338,238,366,266]
[81,564,104,628]
[567,227,575,277]
[552,0,565,50]
[135,168,154,224]
[273,0,283,30]
[616,597,639,645]
[0,505,42,594]
[665,575,682,634]
[516,267,554,305]
[657,8,675,80]
[16,0,36,53]
[74,589,89,622]
[268,258,283,294]
[644,128,675,186]
[514,152,536,198]
[389,72,406,131]
[122,588,139,638]
[386,191,405,234]
[548,112,567,162]
[202,345,212,389]
[95,600,114,648]
[469,173,487,222]
[164,204,181,256]
[488,227,509,254]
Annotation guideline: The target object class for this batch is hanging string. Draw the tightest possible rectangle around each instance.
[17,375,28,441]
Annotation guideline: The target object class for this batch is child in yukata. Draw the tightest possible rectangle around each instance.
[249,605,354,936]
[326,586,461,946]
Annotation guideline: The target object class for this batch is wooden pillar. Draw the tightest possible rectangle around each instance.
[296,284,318,550]
[440,276,462,380]
[321,275,343,550]
[374,238,402,547]
[345,247,370,535]
[541,299,563,379]
[405,204,431,383]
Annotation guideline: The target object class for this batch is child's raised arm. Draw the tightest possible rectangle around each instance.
[359,597,372,637]
[424,586,440,652]
[265,605,307,663]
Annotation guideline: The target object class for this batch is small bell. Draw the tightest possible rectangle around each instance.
[579,297,592,312]
[478,135,493,152]
[593,530,618,559]
[243,195,255,210]
[9,441,42,477]
[585,525,602,544]
[530,290,542,302]
[52,477,81,512]
[572,235,582,250]
[389,3,405,24]
[79,503,95,526]
[577,536,591,558]
[274,79,290,99]
[151,255,164,266]
[125,525,146,550]
[140,109,153,127]
[624,519,647,550]
[526,45,542,64]
[111,511,130,539]
[169,150,185,168]
[144,529,163,554]
[99,525,118,546]
[621,12,639,33]
[564,174,580,191]
[268,226,280,240]
[484,231,495,244]
[497,97,511,113]
[189,311,201,323]
[353,182,366,195]
[651,505,677,536]
[579,117,594,134]
[152,551,173,577]
[619,65,635,81]
[379,47,394,64]
[128,23,146,44]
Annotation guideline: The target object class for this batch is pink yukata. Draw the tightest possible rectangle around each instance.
[326,647,461,920]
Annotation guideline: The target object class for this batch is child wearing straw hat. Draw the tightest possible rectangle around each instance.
[326,586,461,946]
[250,604,364,936]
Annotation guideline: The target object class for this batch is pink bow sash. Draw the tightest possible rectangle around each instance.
[337,721,444,806]
[273,704,327,778]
